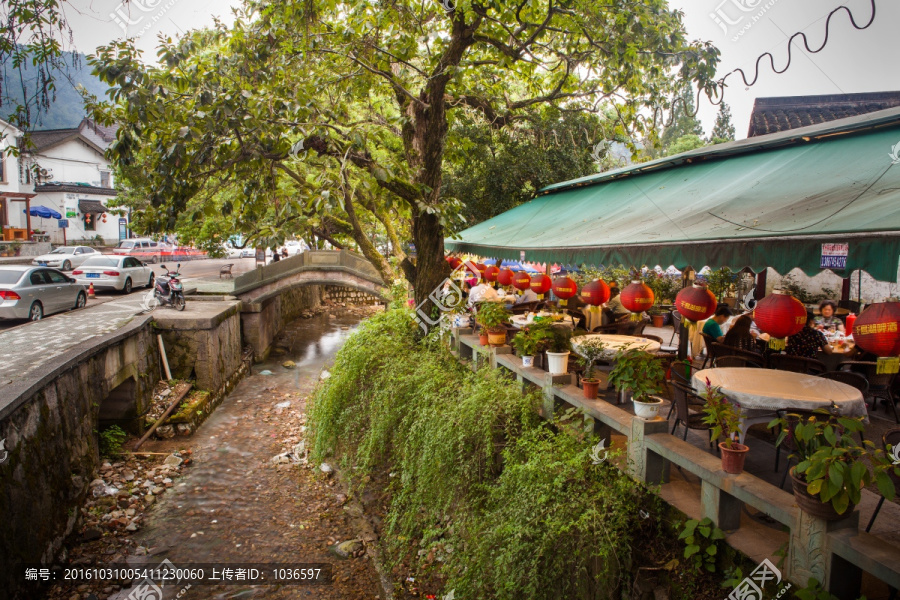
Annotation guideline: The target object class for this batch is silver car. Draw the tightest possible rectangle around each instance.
[0,266,88,321]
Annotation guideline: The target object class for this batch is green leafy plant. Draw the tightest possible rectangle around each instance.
[700,379,742,449]
[607,348,665,402]
[511,326,552,357]
[575,338,607,381]
[643,270,681,305]
[99,425,128,457]
[544,323,573,353]
[704,267,736,301]
[474,302,510,332]
[769,409,898,515]
[678,518,725,573]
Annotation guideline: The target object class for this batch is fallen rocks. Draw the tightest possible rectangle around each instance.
[163,453,183,468]
[282,360,296,369]
[328,539,363,559]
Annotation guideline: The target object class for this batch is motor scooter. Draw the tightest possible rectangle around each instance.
[153,264,186,311]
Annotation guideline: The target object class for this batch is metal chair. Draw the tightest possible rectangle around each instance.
[700,333,718,369]
[715,355,765,369]
[768,354,827,376]
[866,427,900,532]
[669,310,682,345]
[712,342,765,367]
[840,361,899,423]
[668,381,715,450]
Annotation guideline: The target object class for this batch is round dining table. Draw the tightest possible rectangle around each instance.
[509,312,575,329]
[571,334,661,359]
[692,367,868,443]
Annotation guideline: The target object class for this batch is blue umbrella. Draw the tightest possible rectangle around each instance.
[27,205,62,219]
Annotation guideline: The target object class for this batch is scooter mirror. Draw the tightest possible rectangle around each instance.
[176,263,181,270]
[160,265,167,270]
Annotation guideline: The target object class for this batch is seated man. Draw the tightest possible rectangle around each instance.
[468,280,499,305]
[702,306,732,342]
[605,287,631,321]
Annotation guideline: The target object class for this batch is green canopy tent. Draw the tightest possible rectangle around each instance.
[446,107,900,282]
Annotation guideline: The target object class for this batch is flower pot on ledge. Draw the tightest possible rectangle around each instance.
[789,467,856,521]
[582,378,600,399]
[719,442,749,474]
[478,332,489,346]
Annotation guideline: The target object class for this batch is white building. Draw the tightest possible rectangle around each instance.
[23,119,125,245]
[0,119,37,242]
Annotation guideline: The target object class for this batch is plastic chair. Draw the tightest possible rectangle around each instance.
[668,381,715,451]
[768,354,827,376]
[840,361,899,423]
[866,428,900,532]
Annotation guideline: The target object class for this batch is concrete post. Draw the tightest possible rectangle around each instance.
[628,416,671,485]
[541,373,573,420]
[701,480,742,530]
[788,510,859,588]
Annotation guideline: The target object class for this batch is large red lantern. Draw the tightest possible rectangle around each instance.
[754,290,806,348]
[620,280,655,314]
[446,256,462,270]
[513,271,532,293]
[483,265,500,283]
[551,276,578,307]
[852,302,900,357]
[580,279,611,311]
[497,268,515,287]
[675,284,717,322]
[465,262,485,281]
[530,273,552,299]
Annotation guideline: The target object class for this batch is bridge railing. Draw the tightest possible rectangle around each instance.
[232,250,382,295]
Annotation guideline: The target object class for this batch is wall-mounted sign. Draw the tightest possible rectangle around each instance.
[57,219,68,229]
[820,243,848,270]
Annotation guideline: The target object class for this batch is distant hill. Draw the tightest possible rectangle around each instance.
[0,51,110,130]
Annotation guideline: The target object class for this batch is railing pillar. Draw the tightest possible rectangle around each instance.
[541,373,574,420]
[628,416,670,485]
[701,480,742,530]
[787,510,858,589]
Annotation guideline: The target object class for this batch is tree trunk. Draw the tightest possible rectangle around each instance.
[412,210,451,313]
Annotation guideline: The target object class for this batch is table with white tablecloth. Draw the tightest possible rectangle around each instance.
[509,312,575,329]
[692,367,868,443]
[571,334,661,360]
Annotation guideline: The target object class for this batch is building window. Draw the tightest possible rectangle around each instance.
[100,170,110,188]
[83,213,96,231]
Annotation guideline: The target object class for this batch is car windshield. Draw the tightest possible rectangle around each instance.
[50,247,77,254]
[81,257,120,268]
[116,241,135,249]
[0,270,24,284]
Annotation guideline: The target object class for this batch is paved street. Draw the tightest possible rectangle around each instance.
[0,293,151,387]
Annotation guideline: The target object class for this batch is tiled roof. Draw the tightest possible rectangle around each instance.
[35,183,118,197]
[748,91,900,137]
[26,129,79,152]
[25,118,117,153]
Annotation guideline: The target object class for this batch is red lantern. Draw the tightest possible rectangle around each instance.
[497,268,515,287]
[446,256,462,270]
[513,271,532,293]
[754,290,806,341]
[530,273,552,299]
[551,276,577,307]
[852,302,900,357]
[465,261,485,281]
[580,279,611,310]
[483,265,500,283]
[675,284,717,322]
[620,280,654,314]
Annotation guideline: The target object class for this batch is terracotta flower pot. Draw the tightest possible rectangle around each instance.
[488,330,507,347]
[718,442,749,474]
[582,378,600,399]
[479,333,489,346]
[789,467,855,521]
[651,314,665,328]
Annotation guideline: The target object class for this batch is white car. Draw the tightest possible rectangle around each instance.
[282,240,307,256]
[32,246,100,271]
[72,255,155,293]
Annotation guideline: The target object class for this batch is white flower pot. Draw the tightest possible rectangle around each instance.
[452,314,469,328]
[546,351,570,375]
[522,355,534,368]
[633,398,663,419]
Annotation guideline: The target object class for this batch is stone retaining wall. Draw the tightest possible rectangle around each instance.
[324,285,380,306]
[241,286,325,360]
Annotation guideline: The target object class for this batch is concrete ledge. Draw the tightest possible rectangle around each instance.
[153,300,241,331]
[829,529,900,590]
[0,314,153,421]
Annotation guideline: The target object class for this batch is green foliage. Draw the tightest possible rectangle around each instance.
[309,308,661,598]
[793,578,868,600]
[678,518,725,573]
[659,84,705,156]
[474,302,510,331]
[711,102,736,143]
[704,267,736,301]
[643,271,682,305]
[575,338,606,380]
[607,349,665,402]
[699,381,742,449]
[98,425,127,457]
[510,325,553,357]
[769,410,898,515]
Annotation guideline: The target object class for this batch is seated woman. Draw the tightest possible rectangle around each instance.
[722,314,760,354]
[786,310,834,358]
[814,300,845,333]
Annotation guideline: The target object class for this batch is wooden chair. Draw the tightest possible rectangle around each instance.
[866,427,900,532]
[768,354,827,376]
[715,355,764,369]
[668,381,715,451]
[840,361,899,423]
[219,263,235,279]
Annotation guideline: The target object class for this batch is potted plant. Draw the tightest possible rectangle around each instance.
[511,325,552,368]
[700,379,748,474]
[9,241,22,256]
[543,325,573,375]
[608,348,665,417]
[769,410,898,520]
[576,338,607,399]
[475,302,510,347]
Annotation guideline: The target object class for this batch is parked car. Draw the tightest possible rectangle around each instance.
[72,256,155,293]
[31,246,100,271]
[0,266,87,321]
[282,240,308,256]
[112,238,162,255]
[240,248,256,258]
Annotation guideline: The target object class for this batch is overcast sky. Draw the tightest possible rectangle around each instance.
[60,0,896,139]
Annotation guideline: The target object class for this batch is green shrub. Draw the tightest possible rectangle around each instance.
[99,425,127,457]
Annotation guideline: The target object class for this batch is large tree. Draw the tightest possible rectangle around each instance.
[91,0,719,315]
[711,101,736,143]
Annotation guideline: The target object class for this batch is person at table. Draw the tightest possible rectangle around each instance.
[702,306,732,342]
[786,310,834,358]
[605,286,631,321]
[468,280,499,305]
[723,314,760,353]
[514,286,539,305]
[814,300,845,333]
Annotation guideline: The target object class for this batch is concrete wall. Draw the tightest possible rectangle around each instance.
[0,317,158,597]
[324,285,381,306]
[241,286,324,360]
[765,267,900,304]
